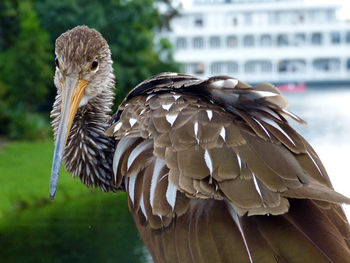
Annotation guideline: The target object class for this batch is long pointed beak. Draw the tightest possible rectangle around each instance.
[50,76,88,200]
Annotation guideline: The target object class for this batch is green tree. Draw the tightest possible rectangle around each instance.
[0,0,52,139]
[0,0,179,139]
[36,0,180,106]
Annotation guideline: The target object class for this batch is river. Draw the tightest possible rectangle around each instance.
[285,87,350,218]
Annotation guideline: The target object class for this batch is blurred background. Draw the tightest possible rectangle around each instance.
[0,0,349,262]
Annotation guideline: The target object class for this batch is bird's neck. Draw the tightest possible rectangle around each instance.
[51,86,118,192]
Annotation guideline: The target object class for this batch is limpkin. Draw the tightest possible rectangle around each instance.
[50,26,350,262]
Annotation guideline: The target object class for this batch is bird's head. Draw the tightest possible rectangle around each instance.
[54,25,113,115]
[50,26,114,199]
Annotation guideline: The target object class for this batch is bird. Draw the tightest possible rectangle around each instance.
[50,25,350,263]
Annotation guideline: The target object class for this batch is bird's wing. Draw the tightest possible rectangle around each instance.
[106,72,350,228]
[106,73,350,262]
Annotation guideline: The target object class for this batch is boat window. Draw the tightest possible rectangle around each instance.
[227,35,238,48]
[261,61,272,72]
[227,62,239,73]
[346,32,350,43]
[313,58,340,72]
[297,13,305,24]
[184,63,205,74]
[182,63,196,74]
[193,37,204,49]
[260,34,272,47]
[277,34,289,46]
[233,17,238,26]
[194,63,205,74]
[176,37,187,50]
[294,33,306,46]
[210,36,221,48]
[311,33,322,45]
[331,32,341,45]
[243,35,254,47]
[327,9,336,21]
[194,17,204,27]
[211,62,224,74]
[245,62,255,73]
[278,60,306,73]
[245,60,272,74]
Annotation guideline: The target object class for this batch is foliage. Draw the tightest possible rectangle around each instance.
[156,0,181,30]
[0,103,50,140]
[0,0,53,139]
[0,0,179,139]
[36,0,180,106]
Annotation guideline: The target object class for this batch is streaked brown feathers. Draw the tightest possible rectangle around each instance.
[105,72,350,262]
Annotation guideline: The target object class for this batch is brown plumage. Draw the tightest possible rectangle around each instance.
[50,26,350,262]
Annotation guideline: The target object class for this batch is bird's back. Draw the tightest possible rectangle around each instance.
[106,72,350,263]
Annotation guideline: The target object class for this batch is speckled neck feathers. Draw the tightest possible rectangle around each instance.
[51,76,117,192]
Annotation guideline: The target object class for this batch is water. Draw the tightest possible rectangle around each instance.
[0,87,349,262]
[285,87,350,218]
[0,193,150,263]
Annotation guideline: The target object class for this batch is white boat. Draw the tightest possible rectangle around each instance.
[159,0,350,86]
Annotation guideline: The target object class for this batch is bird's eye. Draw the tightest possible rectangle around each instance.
[91,58,98,71]
[55,56,59,68]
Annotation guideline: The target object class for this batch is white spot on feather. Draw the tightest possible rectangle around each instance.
[127,140,153,170]
[212,80,225,88]
[220,127,226,141]
[252,175,263,198]
[162,103,172,111]
[166,113,178,126]
[140,194,148,220]
[260,116,295,145]
[128,175,137,205]
[228,205,254,263]
[212,79,238,89]
[159,173,168,182]
[173,95,181,101]
[281,109,304,123]
[165,72,178,76]
[252,117,270,138]
[228,78,239,87]
[254,90,278,97]
[263,108,281,120]
[79,94,95,107]
[206,110,213,121]
[129,118,137,127]
[307,151,324,177]
[204,150,213,175]
[237,154,242,169]
[146,94,155,102]
[166,182,177,210]
[113,122,123,133]
[113,138,138,181]
[150,159,166,209]
[194,121,199,143]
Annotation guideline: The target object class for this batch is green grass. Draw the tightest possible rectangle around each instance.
[0,141,97,218]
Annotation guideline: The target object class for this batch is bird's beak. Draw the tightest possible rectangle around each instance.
[50,76,88,200]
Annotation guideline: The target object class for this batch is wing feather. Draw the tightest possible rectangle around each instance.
[106,73,350,235]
